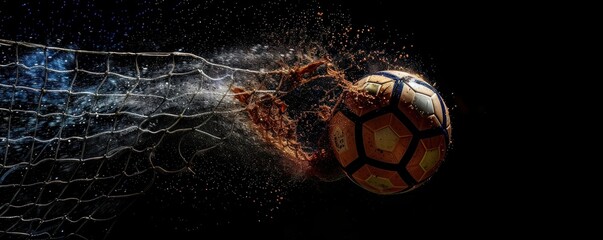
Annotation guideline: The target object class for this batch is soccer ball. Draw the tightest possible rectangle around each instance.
[329,70,452,194]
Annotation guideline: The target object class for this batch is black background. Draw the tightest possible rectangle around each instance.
[0,0,525,239]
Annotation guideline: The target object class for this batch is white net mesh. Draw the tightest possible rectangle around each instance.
[0,39,295,239]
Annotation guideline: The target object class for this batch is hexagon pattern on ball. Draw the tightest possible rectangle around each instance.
[329,70,451,195]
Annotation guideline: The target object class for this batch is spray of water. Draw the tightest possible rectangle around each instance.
[0,12,434,236]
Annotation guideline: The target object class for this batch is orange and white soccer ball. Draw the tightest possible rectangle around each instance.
[329,70,452,194]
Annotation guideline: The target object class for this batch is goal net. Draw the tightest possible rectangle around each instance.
[0,39,344,239]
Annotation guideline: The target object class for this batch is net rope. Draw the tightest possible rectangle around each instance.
[0,39,287,239]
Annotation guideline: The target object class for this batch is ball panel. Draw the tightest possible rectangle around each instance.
[407,78,435,96]
[445,103,451,128]
[345,75,394,117]
[428,115,442,128]
[431,94,445,125]
[374,126,398,152]
[419,148,440,172]
[399,82,416,104]
[413,93,435,115]
[406,135,446,182]
[362,113,412,164]
[329,112,358,167]
[351,165,408,194]
[367,74,397,85]
[398,103,433,131]
[362,82,382,96]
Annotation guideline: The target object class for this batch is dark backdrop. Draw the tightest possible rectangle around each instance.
[0,0,517,239]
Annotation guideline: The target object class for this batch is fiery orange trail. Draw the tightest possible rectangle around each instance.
[230,59,345,177]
